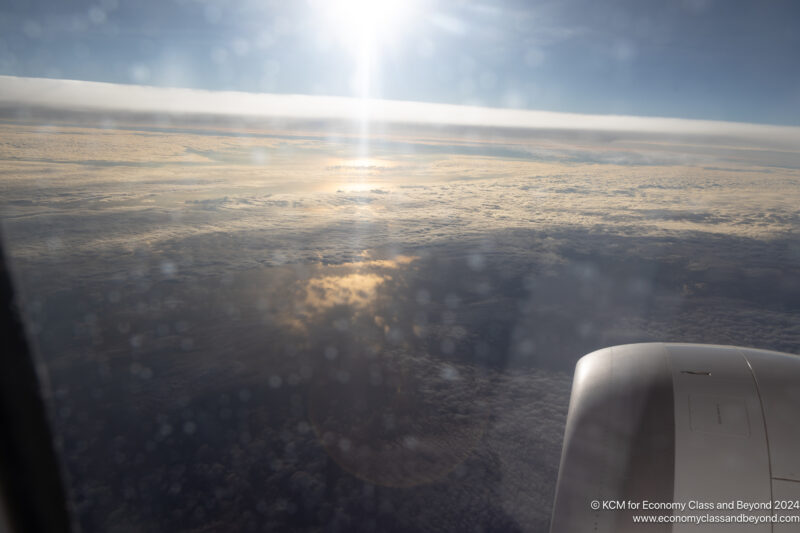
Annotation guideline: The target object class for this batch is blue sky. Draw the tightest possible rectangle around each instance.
[1,0,799,125]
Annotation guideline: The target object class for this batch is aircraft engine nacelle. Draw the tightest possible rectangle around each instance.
[550,343,800,533]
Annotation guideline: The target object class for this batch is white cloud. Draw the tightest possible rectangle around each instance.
[2,75,800,158]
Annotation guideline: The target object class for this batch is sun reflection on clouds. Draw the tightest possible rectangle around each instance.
[326,157,401,192]
[327,157,397,171]
[305,272,389,310]
[335,183,380,193]
[301,254,418,312]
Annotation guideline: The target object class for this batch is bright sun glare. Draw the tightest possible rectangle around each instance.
[314,0,421,97]
[321,0,416,47]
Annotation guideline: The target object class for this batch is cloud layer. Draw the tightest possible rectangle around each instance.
[3,76,800,162]
[1,91,798,531]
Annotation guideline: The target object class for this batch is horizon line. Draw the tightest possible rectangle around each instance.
[1,75,800,146]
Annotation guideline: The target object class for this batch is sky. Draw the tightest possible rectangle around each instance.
[1,0,800,125]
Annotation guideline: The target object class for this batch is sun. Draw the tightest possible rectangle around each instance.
[316,0,418,48]
[311,0,422,97]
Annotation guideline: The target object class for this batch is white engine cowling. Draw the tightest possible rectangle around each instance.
[550,343,800,532]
